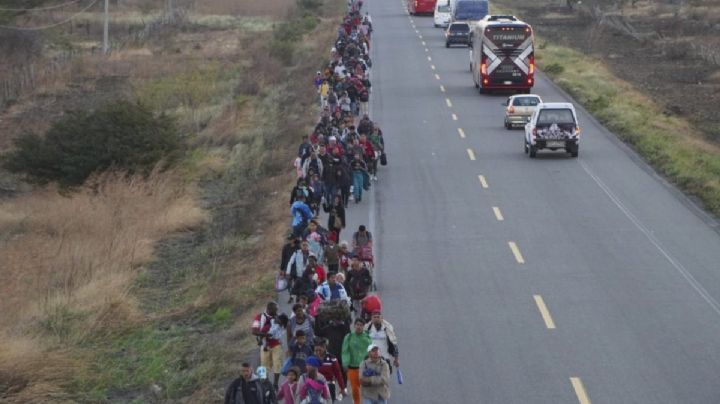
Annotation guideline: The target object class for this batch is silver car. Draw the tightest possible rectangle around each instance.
[503,94,542,129]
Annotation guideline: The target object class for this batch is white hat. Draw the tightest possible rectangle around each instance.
[367,344,380,353]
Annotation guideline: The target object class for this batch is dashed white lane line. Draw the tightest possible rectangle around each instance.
[425,48,429,52]
[492,206,504,221]
[478,175,489,188]
[467,148,476,161]
[570,378,592,404]
[445,98,452,108]
[440,85,446,92]
[508,241,525,264]
[422,40,426,46]
[435,73,441,80]
[451,113,458,120]
[457,128,465,138]
[533,295,556,329]
[427,56,432,61]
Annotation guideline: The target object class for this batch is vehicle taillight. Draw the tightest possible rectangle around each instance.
[529,55,535,75]
[576,127,581,136]
[508,106,515,114]
[527,78,533,85]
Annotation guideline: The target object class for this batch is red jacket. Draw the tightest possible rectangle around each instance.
[318,353,346,390]
[359,140,374,158]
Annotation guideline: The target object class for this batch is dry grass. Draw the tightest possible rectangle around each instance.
[0,170,206,334]
[0,170,207,401]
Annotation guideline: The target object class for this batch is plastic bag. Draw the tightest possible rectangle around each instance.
[275,274,288,291]
[396,368,404,385]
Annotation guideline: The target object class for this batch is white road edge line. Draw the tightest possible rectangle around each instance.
[580,160,720,317]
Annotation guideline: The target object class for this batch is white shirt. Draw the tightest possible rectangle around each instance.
[367,323,390,359]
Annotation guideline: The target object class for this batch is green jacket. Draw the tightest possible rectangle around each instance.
[341,331,372,368]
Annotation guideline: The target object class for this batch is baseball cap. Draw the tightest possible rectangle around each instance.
[367,344,380,353]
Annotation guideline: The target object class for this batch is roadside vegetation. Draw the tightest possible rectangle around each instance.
[0,0,344,402]
[493,0,720,217]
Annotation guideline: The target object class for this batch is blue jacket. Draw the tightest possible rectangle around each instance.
[316,282,350,304]
[291,201,313,227]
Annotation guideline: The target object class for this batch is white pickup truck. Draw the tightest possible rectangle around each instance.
[524,102,581,158]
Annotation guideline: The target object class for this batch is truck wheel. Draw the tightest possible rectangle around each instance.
[529,145,537,158]
[571,144,579,158]
[445,42,450,48]
[505,120,511,130]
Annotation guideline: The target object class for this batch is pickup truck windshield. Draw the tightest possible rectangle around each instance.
[437,4,450,12]
[537,109,575,125]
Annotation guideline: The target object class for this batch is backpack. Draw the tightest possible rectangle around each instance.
[359,91,369,103]
[300,376,325,404]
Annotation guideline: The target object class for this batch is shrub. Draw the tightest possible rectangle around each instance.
[3,101,181,186]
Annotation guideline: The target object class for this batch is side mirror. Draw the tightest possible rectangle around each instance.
[527,116,532,123]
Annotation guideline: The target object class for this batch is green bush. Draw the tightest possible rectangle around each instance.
[3,101,181,186]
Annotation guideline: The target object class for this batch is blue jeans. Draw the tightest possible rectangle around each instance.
[363,399,387,404]
[353,171,364,200]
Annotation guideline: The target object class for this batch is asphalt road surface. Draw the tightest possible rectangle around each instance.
[358,0,720,402]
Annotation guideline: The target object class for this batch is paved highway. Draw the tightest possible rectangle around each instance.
[358,0,720,402]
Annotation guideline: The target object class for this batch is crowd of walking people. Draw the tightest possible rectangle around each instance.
[225,1,400,404]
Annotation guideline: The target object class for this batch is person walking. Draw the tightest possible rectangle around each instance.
[290,195,314,237]
[285,241,311,303]
[277,366,301,404]
[359,345,390,404]
[288,330,314,375]
[315,272,350,304]
[350,153,367,203]
[252,302,283,389]
[326,195,346,241]
[314,339,346,402]
[341,318,372,404]
[298,356,332,404]
[224,362,277,404]
[365,312,399,373]
[287,303,315,346]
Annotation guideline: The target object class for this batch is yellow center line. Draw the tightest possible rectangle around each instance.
[440,85,446,92]
[457,128,465,138]
[508,241,525,264]
[478,175,488,188]
[492,206,504,221]
[435,73,441,80]
[533,295,556,329]
[445,98,452,107]
[570,378,592,404]
[451,113,458,120]
[467,148,476,161]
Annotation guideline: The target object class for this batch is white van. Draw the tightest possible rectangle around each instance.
[434,1,452,28]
